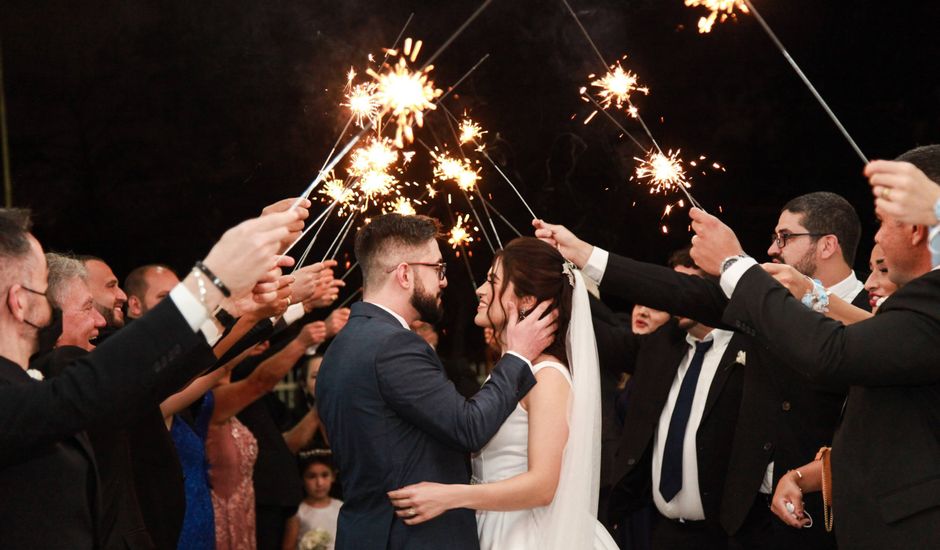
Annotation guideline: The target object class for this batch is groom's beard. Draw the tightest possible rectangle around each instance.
[411,280,443,324]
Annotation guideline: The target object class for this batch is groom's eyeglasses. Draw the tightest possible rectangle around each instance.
[386,262,447,281]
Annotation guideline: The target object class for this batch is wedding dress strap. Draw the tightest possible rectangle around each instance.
[531,361,572,386]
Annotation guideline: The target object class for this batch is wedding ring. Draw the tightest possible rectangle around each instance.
[881,187,891,200]
[407,507,417,517]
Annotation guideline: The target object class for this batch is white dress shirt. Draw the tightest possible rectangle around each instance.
[652,328,734,520]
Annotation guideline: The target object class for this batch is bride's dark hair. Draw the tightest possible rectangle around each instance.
[487,237,573,368]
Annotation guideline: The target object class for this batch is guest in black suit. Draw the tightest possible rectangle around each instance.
[689,145,940,548]
[317,214,555,550]
[534,192,871,549]
[0,205,304,549]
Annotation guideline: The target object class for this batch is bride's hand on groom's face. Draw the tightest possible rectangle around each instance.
[532,219,593,269]
[505,300,558,363]
[388,482,456,525]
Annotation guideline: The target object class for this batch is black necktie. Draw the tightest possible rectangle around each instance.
[659,339,714,502]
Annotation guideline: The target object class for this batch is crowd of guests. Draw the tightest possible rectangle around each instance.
[0,199,354,550]
[1,144,939,550]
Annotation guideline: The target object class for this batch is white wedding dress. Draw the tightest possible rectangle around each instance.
[471,359,619,549]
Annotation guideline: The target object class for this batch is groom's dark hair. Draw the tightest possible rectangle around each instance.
[355,213,441,290]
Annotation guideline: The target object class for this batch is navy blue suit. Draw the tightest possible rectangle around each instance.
[317,302,536,550]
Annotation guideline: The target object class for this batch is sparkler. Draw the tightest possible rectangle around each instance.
[561,0,708,211]
[343,83,379,128]
[634,149,688,194]
[685,0,867,163]
[448,214,475,249]
[389,196,417,215]
[588,60,649,111]
[458,118,487,144]
[349,138,399,176]
[368,38,442,148]
[684,0,748,34]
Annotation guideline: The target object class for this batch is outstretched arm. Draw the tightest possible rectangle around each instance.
[388,368,570,523]
[211,322,325,424]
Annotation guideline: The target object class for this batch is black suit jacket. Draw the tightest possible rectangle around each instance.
[598,253,847,547]
[317,302,536,550]
[601,315,746,527]
[724,265,940,548]
[0,298,215,549]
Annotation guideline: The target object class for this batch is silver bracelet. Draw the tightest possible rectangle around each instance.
[192,268,208,307]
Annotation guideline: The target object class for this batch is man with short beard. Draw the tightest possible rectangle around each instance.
[316,213,557,550]
[767,192,869,309]
[78,255,128,337]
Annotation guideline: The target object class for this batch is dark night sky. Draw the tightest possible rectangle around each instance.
[3,0,940,354]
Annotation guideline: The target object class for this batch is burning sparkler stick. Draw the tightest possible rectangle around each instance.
[685,0,748,34]
[339,261,360,282]
[337,287,363,309]
[739,0,868,163]
[561,0,706,210]
[476,194,524,237]
[323,209,360,262]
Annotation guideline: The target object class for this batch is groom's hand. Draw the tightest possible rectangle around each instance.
[505,300,558,363]
[532,219,593,269]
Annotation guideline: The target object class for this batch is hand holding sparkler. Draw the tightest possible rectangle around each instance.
[532,219,595,269]
[688,208,745,276]
[261,198,311,253]
[865,160,940,226]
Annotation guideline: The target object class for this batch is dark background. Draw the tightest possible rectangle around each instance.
[3,0,939,356]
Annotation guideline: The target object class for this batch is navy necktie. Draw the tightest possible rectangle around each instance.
[659,339,714,502]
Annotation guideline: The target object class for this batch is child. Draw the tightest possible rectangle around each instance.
[283,455,342,550]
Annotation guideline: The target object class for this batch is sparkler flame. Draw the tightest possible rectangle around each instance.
[357,170,399,201]
[458,118,487,144]
[589,61,649,111]
[448,214,475,248]
[432,152,480,192]
[349,138,398,177]
[684,0,749,34]
[389,196,417,215]
[634,150,690,193]
[344,83,379,127]
[368,39,442,148]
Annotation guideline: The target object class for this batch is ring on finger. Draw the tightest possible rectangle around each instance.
[880,187,891,200]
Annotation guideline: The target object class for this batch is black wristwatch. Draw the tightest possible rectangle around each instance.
[720,254,749,275]
[213,307,237,330]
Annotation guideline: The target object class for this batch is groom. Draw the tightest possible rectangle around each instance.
[317,214,556,550]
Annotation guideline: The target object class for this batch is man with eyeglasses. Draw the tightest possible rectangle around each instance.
[316,213,558,550]
[767,192,869,311]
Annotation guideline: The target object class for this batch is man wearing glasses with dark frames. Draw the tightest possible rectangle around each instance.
[766,192,869,312]
[317,213,557,550]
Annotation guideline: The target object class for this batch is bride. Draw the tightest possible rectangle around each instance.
[388,237,617,549]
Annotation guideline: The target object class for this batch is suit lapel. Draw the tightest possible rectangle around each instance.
[700,334,744,424]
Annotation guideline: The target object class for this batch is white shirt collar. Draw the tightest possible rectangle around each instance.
[684,327,734,349]
[826,270,865,302]
[365,301,410,330]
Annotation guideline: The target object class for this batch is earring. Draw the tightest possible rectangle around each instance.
[518,309,528,322]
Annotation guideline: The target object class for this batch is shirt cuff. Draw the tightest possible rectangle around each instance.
[169,284,210,332]
[504,351,533,369]
[200,320,224,347]
[719,256,758,298]
[306,344,320,356]
[582,247,609,284]
[281,302,306,326]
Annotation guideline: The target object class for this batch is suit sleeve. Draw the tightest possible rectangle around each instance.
[723,265,940,387]
[0,298,214,463]
[374,330,536,453]
[600,253,731,329]
[589,296,639,376]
